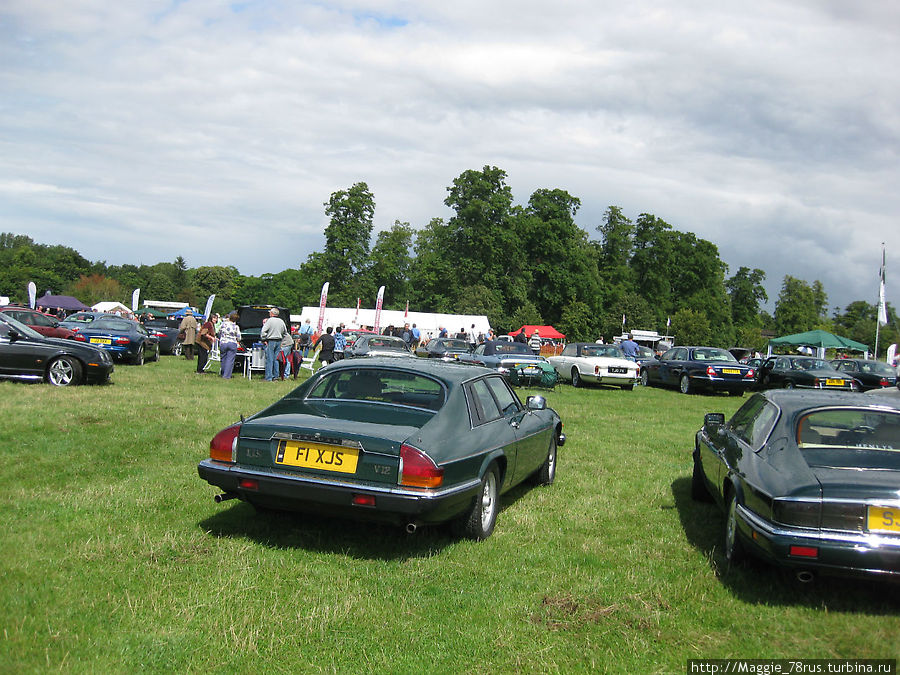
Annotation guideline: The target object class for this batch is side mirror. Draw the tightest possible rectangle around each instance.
[8,329,20,342]
[704,412,725,431]
[526,395,547,411]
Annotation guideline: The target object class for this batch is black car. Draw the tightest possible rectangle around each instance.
[346,334,414,358]
[692,390,900,580]
[140,317,181,354]
[0,313,114,386]
[830,358,898,391]
[640,346,755,395]
[759,355,856,391]
[415,337,472,360]
[235,305,291,348]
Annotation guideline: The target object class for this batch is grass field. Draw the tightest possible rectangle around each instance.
[1,356,898,673]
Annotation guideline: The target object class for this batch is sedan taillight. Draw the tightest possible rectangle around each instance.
[399,443,444,488]
[706,366,716,376]
[114,337,130,345]
[745,369,755,379]
[210,424,240,463]
[74,334,86,342]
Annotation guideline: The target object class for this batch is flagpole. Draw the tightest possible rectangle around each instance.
[875,244,886,359]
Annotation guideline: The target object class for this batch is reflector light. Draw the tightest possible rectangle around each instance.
[789,545,818,558]
[239,479,258,491]
[400,444,444,488]
[353,494,376,507]
[209,424,240,463]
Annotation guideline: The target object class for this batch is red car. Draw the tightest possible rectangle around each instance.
[0,307,76,339]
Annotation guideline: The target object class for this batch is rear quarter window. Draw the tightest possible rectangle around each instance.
[728,395,779,448]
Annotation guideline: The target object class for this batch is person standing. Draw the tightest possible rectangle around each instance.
[333,326,346,361]
[515,327,528,344]
[260,308,288,381]
[218,312,242,379]
[279,322,294,379]
[179,309,198,360]
[298,318,314,358]
[621,333,640,361]
[529,329,542,355]
[196,314,216,373]
[313,326,335,368]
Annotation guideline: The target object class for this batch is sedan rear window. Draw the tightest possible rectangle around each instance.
[798,409,900,451]
[307,369,445,410]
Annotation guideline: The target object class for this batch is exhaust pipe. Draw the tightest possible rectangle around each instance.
[214,492,238,503]
[405,523,418,534]
[796,570,815,584]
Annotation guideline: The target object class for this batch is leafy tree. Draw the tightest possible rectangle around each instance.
[598,292,654,342]
[670,308,712,346]
[192,266,238,309]
[144,271,177,303]
[631,213,674,315]
[408,218,457,313]
[774,275,827,335]
[67,274,124,307]
[359,221,414,308]
[454,284,505,328]
[557,301,597,342]
[173,256,189,292]
[726,267,767,327]
[520,189,601,325]
[596,206,634,301]
[323,182,375,300]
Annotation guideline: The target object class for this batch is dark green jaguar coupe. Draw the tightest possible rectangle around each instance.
[199,358,565,540]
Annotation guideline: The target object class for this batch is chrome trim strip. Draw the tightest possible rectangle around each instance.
[201,459,480,499]
[739,504,900,549]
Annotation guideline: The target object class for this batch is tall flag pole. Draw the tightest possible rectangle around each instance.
[374,286,385,334]
[876,244,887,358]
[316,282,329,334]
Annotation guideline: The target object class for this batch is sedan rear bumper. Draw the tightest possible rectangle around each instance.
[737,504,900,579]
[198,459,482,526]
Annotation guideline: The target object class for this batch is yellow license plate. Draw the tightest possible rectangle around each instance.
[825,379,844,386]
[867,506,900,533]
[274,440,359,474]
[722,368,740,374]
[90,338,111,345]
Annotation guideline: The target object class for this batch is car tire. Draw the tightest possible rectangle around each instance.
[46,355,82,387]
[679,374,692,395]
[534,435,557,486]
[173,342,182,357]
[640,370,650,387]
[784,380,795,389]
[152,344,160,362]
[724,490,745,565]
[133,347,145,366]
[571,367,581,387]
[454,465,499,541]
[690,451,712,502]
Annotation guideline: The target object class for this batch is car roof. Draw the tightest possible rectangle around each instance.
[760,389,900,411]
[320,356,493,383]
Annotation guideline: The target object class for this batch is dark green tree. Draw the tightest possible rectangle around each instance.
[774,275,827,335]
[726,267,767,327]
[323,182,375,300]
[359,221,414,309]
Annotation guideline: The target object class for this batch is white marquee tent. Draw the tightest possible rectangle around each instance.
[293,307,491,341]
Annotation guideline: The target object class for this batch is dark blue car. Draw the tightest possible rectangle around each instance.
[70,316,160,365]
[640,345,756,395]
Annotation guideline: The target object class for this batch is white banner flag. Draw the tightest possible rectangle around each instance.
[374,286,385,333]
[27,281,36,309]
[131,288,140,312]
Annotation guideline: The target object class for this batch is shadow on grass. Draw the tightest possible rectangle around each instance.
[671,476,900,612]
[198,480,541,561]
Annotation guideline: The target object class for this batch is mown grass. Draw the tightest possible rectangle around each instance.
[1,357,898,673]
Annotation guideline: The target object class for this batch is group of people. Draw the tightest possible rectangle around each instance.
[178,309,244,379]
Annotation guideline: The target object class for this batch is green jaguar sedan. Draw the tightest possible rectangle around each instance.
[198,357,565,540]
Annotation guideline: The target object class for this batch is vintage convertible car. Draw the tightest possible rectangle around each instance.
[346,334,414,358]
[415,337,472,361]
[198,358,565,539]
[692,390,900,580]
[759,355,856,391]
[830,358,898,391]
[640,346,755,395]
[457,340,550,382]
[0,313,114,386]
[548,342,639,389]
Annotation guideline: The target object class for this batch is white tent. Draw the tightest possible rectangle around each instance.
[93,301,132,314]
[294,306,491,341]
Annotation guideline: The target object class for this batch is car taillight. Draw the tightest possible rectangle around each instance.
[210,424,240,463]
[115,337,129,345]
[880,378,890,387]
[745,369,755,378]
[706,366,716,376]
[74,334,86,342]
[399,443,444,488]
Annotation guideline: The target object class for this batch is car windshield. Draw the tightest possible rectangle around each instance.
[92,319,136,331]
[437,339,469,350]
[636,346,654,359]
[858,361,896,376]
[797,409,900,454]
[790,358,829,370]
[64,313,97,323]
[0,313,43,340]
[307,368,445,410]
[582,345,625,358]
[493,343,532,355]
[368,337,407,349]
[692,348,736,362]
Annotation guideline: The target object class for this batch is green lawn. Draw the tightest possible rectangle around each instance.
[1,357,898,673]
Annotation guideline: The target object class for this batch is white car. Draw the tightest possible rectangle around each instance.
[548,342,639,390]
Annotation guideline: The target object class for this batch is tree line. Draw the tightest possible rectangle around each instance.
[1,166,897,352]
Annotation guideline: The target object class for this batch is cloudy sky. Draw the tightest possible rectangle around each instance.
[2,0,898,313]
